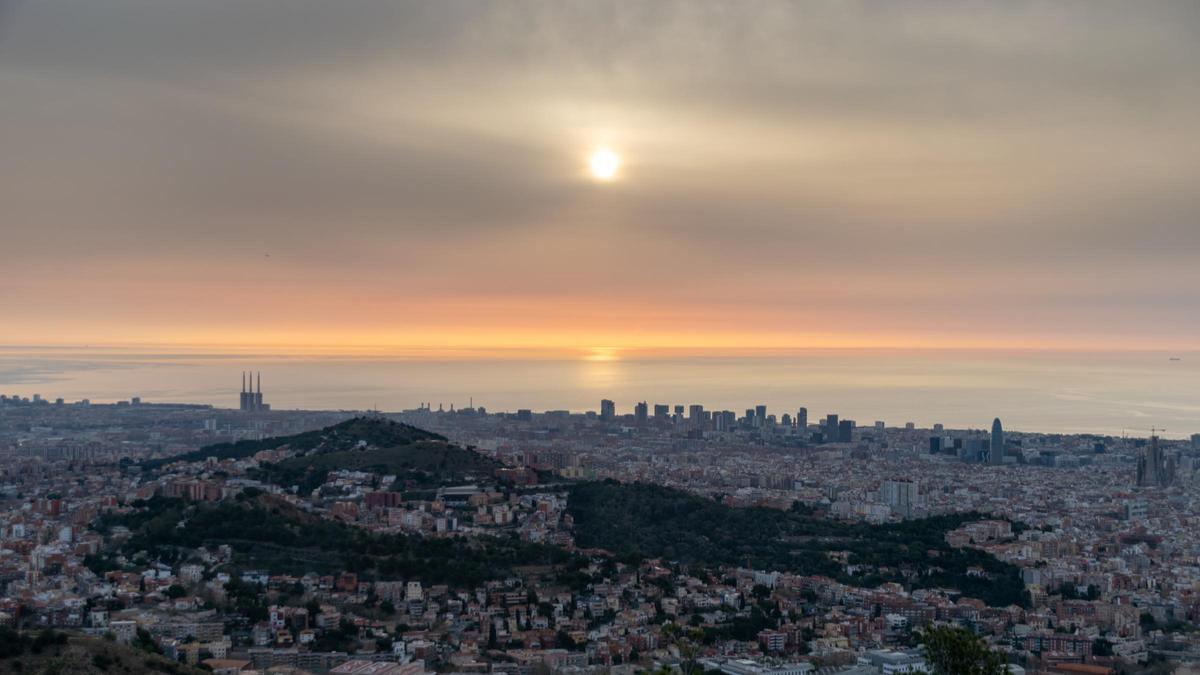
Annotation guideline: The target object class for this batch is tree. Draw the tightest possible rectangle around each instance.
[487,622,499,650]
[133,627,161,655]
[919,625,1008,675]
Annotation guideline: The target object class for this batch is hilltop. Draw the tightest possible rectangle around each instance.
[246,418,500,493]
[141,416,446,470]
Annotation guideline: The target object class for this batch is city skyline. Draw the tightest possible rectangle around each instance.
[2,344,1197,438]
[3,1,1200,352]
[9,374,1197,445]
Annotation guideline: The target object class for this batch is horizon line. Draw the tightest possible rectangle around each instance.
[1,341,1196,358]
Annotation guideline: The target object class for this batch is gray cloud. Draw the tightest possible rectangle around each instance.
[1,1,1198,345]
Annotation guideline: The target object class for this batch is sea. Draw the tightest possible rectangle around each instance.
[1,346,1197,439]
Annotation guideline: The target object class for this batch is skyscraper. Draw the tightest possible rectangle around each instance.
[600,399,615,422]
[990,418,1004,465]
[796,407,808,432]
[824,414,839,442]
[634,401,648,425]
[838,419,854,443]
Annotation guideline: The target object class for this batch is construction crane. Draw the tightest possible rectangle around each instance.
[1122,426,1165,440]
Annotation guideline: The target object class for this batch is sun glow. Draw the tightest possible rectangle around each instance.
[588,148,620,181]
[584,347,620,362]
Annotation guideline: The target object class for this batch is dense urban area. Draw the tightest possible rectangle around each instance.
[2,384,1199,675]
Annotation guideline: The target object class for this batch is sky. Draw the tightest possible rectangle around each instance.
[2,1,1199,353]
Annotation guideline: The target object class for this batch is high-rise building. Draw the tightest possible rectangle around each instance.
[796,407,808,432]
[653,404,670,420]
[965,438,985,462]
[1192,433,1200,451]
[879,478,920,517]
[634,401,648,425]
[824,414,839,442]
[990,418,1004,465]
[1179,455,1196,481]
[688,404,705,428]
[599,399,615,422]
[755,405,767,427]
[838,419,854,443]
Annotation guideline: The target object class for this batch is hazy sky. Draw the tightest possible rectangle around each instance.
[2,1,1199,352]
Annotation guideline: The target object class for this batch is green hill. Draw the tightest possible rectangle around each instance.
[244,419,499,493]
[0,629,205,675]
[567,480,1028,608]
[141,417,446,471]
[93,494,569,586]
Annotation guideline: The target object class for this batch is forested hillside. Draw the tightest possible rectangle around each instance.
[567,480,1028,607]
[141,417,446,470]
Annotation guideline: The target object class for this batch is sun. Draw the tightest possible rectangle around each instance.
[588,148,620,181]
